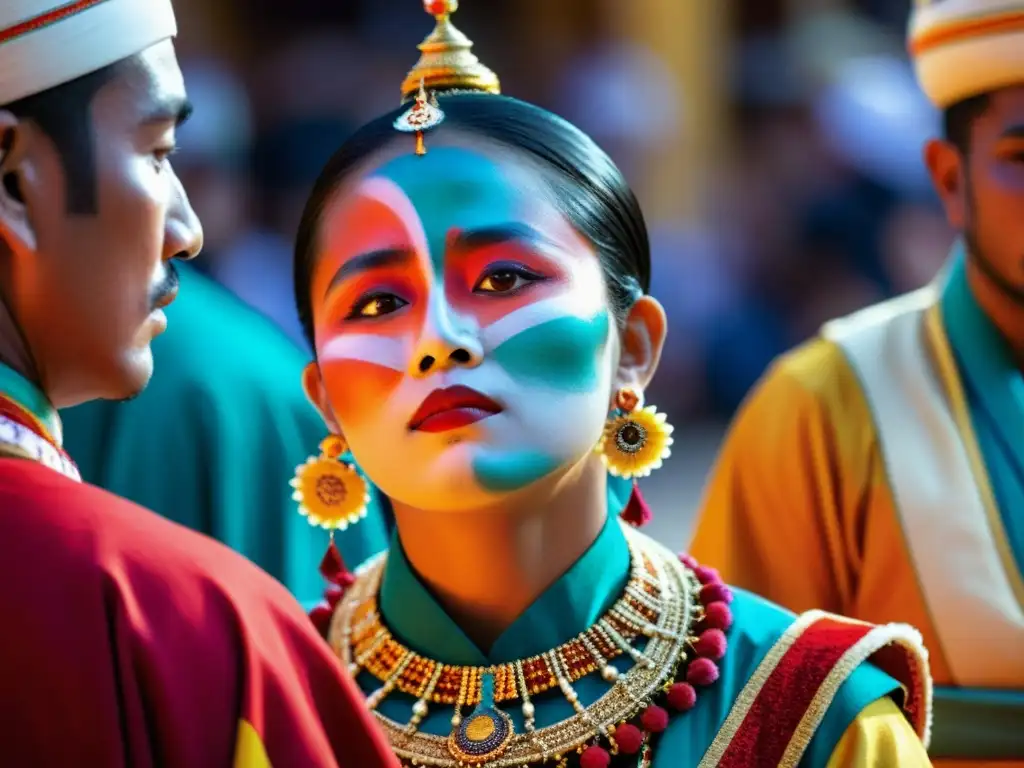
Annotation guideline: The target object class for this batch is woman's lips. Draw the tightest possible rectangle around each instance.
[408,385,503,432]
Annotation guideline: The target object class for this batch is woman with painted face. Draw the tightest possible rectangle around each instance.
[290,4,934,766]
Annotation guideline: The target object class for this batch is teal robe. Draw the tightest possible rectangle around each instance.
[941,249,1024,575]
[362,513,904,766]
[60,265,389,606]
[932,248,1024,755]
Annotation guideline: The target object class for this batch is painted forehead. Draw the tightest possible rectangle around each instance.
[319,145,566,268]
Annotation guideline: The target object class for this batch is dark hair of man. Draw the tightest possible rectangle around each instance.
[293,92,651,351]
[943,93,991,156]
[1,62,120,215]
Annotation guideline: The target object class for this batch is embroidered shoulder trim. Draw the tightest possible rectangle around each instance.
[699,610,932,768]
[0,415,80,481]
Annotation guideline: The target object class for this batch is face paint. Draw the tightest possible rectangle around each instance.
[308,143,617,512]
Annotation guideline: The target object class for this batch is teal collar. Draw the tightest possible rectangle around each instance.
[378,511,632,666]
[0,362,61,444]
[940,244,1024,456]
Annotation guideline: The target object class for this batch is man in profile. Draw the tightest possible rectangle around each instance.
[0,1,396,764]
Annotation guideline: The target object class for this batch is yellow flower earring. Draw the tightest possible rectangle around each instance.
[598,388,674,480]
[291,434,370,531]
[598,388,673,528]
[291,435,370,626]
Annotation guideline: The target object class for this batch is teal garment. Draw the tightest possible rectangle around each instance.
[930,686,1024,759]
[365,514,903,766]
[59,264,390,605]
[940,246,1024,576]
[0,362,61,441]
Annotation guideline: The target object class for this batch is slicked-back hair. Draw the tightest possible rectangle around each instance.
[2,61,121,214]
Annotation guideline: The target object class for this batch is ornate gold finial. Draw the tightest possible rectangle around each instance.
[399,0,501,103]
[394,78,446,155]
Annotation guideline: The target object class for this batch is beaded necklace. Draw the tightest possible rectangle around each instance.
[328,523,734,767]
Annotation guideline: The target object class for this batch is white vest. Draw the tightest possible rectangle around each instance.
[823,287,1024,687]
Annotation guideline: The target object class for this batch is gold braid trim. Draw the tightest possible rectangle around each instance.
[696,610,820,768]
[777,619,932,764]
[697,610,932,768]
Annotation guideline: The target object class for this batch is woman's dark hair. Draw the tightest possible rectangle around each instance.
[294,93,651,350]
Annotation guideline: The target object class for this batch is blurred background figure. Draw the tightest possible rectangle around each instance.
[68,0,958,577]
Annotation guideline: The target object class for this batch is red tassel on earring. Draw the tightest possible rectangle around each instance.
[620,481,653,527]
[319,537,356,590]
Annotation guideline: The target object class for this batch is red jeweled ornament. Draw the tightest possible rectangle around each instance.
[320,539,356,589]
[667,682,697,712]
[614,723,645,754]
[580,744,612,768]
[620,482,653,527]
[309,604,333,637]
[687,657,720,687]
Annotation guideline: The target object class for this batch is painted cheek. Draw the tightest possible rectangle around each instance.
[489,311,611,392]
[316,329,412,427]
[320,359,404,428]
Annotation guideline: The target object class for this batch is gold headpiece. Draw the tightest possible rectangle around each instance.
[394,0,500,155]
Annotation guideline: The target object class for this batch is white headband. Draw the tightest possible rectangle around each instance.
[908,0,1024,108]
[0,0,177,105]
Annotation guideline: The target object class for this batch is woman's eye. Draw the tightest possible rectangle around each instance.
[348,293,408,319]
[474,267,544,295]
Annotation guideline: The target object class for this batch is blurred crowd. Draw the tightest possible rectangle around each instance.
[169,0,956,422]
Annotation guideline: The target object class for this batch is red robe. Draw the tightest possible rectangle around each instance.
[0,457,398,767]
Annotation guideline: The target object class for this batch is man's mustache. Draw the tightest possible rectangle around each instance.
[148,262,179,310]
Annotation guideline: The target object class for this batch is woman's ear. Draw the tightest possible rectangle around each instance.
[302,361,342,434]
[614,295,667,395]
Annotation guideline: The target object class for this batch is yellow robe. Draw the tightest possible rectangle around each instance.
[691,332,1018,768]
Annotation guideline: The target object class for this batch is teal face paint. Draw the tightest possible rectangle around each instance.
[490,312,610,392]
[325,142,617,511]
[473,450,562,492]
[374,147,520,275]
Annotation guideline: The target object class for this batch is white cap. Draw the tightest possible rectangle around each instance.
[0,0,177,105]
[908,0,1024,108]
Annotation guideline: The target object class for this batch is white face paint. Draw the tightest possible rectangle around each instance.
[308,145,618,511]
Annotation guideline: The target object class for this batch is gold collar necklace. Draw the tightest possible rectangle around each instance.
[328,524,734,767]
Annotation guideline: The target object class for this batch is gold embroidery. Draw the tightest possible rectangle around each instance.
[697,611,932,767]
[696,610,820,767]
[778,621,931,764]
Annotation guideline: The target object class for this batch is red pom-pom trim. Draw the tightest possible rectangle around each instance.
[580,744,612,768]
[693,565,721,585]
[678,552,698,569]
[640,704,670,733]
[687,657,720,687]
[702,601,734,631]
[614,723,645,754]
[694,628,728,660]
[667,682,697,712]
[700,582,733,605]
